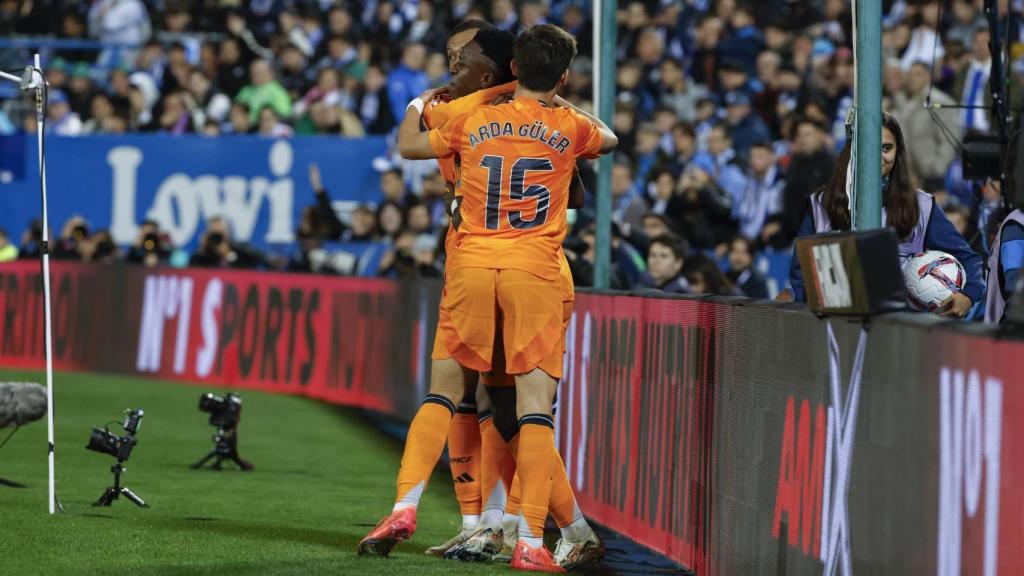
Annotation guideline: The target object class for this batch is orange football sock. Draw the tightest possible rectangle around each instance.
[506,434,522,518]
[479,414,515,526]
[515,417,556,546]
[448,410,482,523]
[394,395,455,511]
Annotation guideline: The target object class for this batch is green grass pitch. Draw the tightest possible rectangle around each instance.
[0,370,512,576]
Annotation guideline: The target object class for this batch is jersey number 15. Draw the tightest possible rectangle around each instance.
[480,155,553,230]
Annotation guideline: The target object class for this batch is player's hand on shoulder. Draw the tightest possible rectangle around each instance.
[491,92,514,106]
[417,88,439,104]
[432,87,451,103]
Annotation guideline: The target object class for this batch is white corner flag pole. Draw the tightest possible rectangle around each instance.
[3,54,56,510]
[34,51,59,515]
[1,55,58,513]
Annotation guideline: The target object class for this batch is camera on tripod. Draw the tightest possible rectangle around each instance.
[86,409,143,461]
[192,392,252,471]
[86,408,147,508]
[199,393,241,430]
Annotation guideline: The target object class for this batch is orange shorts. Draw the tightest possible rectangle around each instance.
[480,298,573,388]
[432,268,564,379]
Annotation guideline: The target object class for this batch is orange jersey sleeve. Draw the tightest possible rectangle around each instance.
[571,109,605,159]
[429,97,602,281]
[424,82,516,129]
[423,83,517,186]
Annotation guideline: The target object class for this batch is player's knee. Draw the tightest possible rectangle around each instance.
[514,368,558,418]
[428,357,473,404]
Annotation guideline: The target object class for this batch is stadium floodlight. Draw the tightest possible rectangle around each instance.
[86,409,148,508]
[191,393,253,471]
[0,55,59,515]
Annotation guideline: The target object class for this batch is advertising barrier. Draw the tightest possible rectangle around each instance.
[0,135,387,250]
[707,305,1024,575]
[0,262,435,414]
[1,260,1022,574]
[557,293,717,572]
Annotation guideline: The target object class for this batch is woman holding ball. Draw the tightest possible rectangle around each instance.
[780,113,983,317]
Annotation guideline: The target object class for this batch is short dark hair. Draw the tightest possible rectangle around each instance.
[734,3,754,17]
[730,235,756,255]
[513,24,577,91]
[449,18,492,39]
[711,123,731,138]
[794,116,822,133]
[673,121,696,138]
[718,59,747,74]
[642,212,671,226]
[750,140,773,152]
[649,233,688,261]
[473,27,516,84]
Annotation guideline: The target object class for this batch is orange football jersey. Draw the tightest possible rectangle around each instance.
[422,82,516,186]
[428,97,603,280]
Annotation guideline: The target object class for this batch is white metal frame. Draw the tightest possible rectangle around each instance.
[0,54,58,514]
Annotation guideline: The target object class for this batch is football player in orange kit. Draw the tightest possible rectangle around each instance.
[388,24,616,572]
[420,26,603,569]
[417,18,494,558]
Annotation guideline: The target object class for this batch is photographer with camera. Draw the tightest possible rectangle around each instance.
[54,215,91,260]
[17,219,44,260]
[125,220,170,267]
[190,216,281,270]
[190,218,233,268]
[78,229,120,264]
[377,230,442,280]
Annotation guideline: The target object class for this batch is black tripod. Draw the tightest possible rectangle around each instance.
[94,461,147,507]
[191,427,253,471]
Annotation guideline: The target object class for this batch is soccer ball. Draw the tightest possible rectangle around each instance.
[903,251,966,311]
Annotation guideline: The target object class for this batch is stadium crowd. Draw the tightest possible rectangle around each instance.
[1,0,1022,303]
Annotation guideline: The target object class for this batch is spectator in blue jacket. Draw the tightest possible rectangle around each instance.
[717,4,765,75]
[386,42,429,124]
[723,90,771,157]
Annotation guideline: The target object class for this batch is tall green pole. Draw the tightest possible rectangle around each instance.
[593,0,616,288]
[854,0,882,230]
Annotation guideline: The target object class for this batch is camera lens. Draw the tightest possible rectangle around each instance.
[86,427,120,457]
[199,393,223,413]
[142,232,160,252]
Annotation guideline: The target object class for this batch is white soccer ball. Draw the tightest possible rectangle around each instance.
[903,251,966,311]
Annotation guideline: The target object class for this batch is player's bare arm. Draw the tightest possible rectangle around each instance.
[398,88,440,160]
[553,94,618,154]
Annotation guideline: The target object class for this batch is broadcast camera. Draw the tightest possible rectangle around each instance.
[86,409,143,462]
[86,408,147,507]
[192,393,252,471]
[199,393,241,430]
